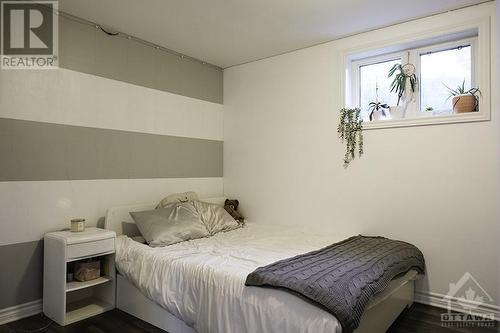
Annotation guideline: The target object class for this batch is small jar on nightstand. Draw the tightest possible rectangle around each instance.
[43,227,116,326]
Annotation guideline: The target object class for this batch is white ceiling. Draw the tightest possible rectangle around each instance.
[59,0,490,68]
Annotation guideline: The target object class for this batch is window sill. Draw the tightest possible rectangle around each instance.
[362,111,490,130]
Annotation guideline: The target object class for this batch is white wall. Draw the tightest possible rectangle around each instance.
[224,2,499,306]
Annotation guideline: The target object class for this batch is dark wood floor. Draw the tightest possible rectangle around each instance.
[387,304,498,333]
[1,303,498,333]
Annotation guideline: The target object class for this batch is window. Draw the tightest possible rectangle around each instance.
[344,21,490,129]
[419,44,473,115]
[350,38,476,121]
[359,58,401,120]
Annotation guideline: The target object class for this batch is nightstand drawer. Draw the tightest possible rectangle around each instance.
[67,238,114,259]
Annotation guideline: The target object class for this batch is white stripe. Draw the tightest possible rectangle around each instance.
[0,177,223,245]
[0,68,223,141]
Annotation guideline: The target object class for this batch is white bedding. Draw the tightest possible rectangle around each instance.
[116,222,347,333]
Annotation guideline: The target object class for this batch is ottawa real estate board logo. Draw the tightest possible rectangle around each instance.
[441,272,497,329]
[1,0,58,69]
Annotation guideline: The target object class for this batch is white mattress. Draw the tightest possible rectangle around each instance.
[116,222,346,333]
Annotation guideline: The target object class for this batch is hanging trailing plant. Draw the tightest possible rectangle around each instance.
[388,63,417,105]
[337,108,363,168]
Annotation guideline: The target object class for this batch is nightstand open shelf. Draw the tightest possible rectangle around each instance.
[44,228,116,326]
[65,297,114,324]
[66,275,113,292]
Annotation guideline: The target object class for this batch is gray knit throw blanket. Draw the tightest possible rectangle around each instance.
[245,235,425,333]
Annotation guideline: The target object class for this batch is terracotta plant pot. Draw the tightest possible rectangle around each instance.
[452,94,478,113]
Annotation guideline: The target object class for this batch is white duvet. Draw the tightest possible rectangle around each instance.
[116,222,348,333]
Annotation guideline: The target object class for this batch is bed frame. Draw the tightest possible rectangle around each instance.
[105,198,418,333]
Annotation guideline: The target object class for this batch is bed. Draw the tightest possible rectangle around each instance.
[105,197,420,333]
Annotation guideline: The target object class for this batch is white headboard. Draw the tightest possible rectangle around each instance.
[104,197,227,236]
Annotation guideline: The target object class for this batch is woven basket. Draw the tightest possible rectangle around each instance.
[452,94,477,113]
[74,260,100,282]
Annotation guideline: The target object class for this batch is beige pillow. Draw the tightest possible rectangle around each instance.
[130,202,209,247]
[193,200,241,235]
[156,191,199,209]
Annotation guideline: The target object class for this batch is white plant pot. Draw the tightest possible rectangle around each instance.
[371,110,385,121]
[390,107,402,119]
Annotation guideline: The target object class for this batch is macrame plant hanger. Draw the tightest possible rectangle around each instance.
[400,51,417,117]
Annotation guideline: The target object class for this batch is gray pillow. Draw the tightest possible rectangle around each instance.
[121,221,142,237]
[130,202,209,247]
[193,200,241,235]
[131,235,146,244]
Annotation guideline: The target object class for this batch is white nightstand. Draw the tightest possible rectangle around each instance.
[43,227,116,326]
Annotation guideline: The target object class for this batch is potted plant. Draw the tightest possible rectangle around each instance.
[337,108,363,168]
[444,80,481,113]
[368,101,390,121]
[388,63,417,106]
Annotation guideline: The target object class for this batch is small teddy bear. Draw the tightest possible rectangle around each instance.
[224,199,244,224]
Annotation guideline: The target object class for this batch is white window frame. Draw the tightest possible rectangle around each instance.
[414,37,477,113]
[350,52,404,119]
[341,16,491,130]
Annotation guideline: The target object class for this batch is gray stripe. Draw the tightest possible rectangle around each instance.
[0,241,43,309]
[58,15,223,104]
[0,118,223,181]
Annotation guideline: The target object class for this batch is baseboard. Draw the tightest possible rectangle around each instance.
[0,300,42,325]
[415,291,500,321]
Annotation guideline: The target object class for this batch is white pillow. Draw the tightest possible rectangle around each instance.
[192,200,241,235]
[156,191,199,209]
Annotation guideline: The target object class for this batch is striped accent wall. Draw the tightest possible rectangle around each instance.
[0,12,224,310]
